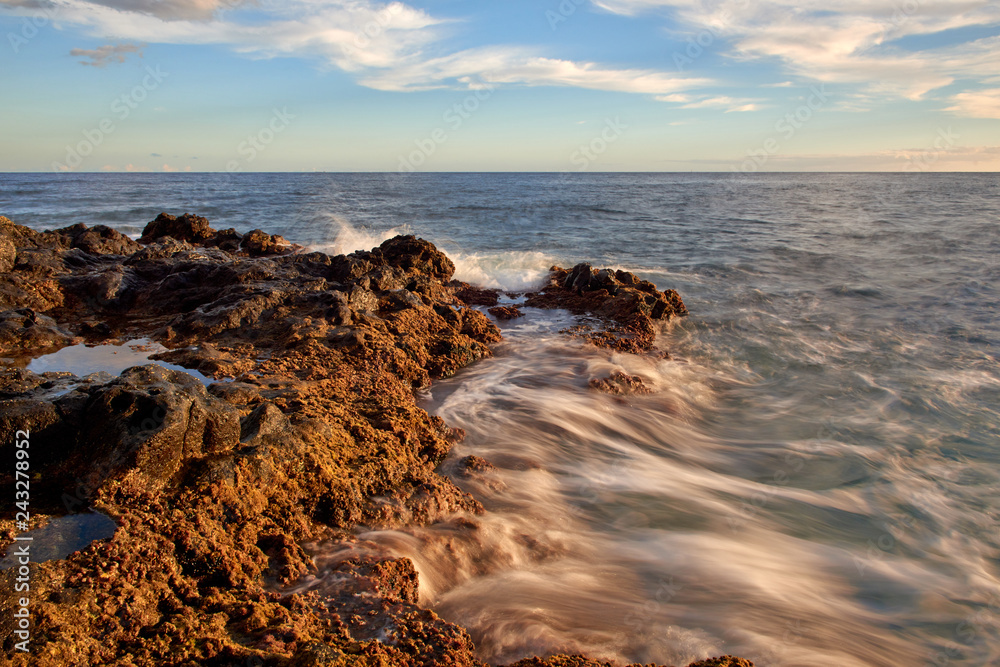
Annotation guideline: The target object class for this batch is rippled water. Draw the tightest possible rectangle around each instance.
[2,172,999,666]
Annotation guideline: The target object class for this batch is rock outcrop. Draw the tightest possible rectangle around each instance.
[588,371,651,396]
[523,263,687,354]
[0,213,744,667]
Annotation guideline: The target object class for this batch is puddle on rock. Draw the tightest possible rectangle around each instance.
[27,338,217,385]
[1,512,118,568]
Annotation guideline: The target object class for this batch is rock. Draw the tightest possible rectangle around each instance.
[325,290,353,326]
[125,237,195,262]
[0,214,40,246]
[687,657,756,667]
[454,455,506,492]
[564,262,593,292]
[461,309,503,343]
[377,235,455,281]
[347,285,378,313]
[0,308,74,356]
[452,283,501,306]
[328,253,375,283]
[60,265,141,313]
[588,370,652,396]
[488,305,523,320]
[54,223,141,256]
[241,228,293,257]
[525,264,688,354]
[336,556,420,603]
[380,288,425,312]
[204,227,243,253]
[0,234,15,273]
[139,212,214,244]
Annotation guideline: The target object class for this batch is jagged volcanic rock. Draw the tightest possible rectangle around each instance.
[524,263,688,354]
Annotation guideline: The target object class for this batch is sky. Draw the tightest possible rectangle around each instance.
[0,0,999,172]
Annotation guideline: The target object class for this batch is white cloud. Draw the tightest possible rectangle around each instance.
[78,0,241,21]
[359,47,709,93]
[655,93,760,112]
[0,0,709,98]
[946,88,1000,119]
[592,0,1000,102]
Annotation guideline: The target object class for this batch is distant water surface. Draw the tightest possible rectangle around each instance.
[2,172,999,666]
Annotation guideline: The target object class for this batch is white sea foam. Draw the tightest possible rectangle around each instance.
[449,250,554,291]
[306,216,554,292]
[306,213,410,256]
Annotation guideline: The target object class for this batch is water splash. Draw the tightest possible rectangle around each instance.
[307,213,410,256]
[449,250,555,291]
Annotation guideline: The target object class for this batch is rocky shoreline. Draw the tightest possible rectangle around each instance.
[0,213,751,667]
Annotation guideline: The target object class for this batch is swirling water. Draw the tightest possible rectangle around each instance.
[2,172,999,666]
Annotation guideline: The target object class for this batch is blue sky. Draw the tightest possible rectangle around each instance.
[1,0,998,172]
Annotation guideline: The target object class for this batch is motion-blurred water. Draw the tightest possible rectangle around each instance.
[3,172,999,666]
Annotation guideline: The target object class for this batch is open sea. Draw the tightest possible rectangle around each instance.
[2,172,999,666]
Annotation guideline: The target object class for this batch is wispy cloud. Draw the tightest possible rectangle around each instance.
[592,0,1000,102]
[0,0,709,98]
[77,0,243,21]
[359,48,709,93]
[655,93,760,112]
[946,87,1000,119]
[659,145,1000,171]
[70,42,144,67]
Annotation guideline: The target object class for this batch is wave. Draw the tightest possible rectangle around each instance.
[303,217,553,293]
[449,250,555,292]
[305,214,411,256]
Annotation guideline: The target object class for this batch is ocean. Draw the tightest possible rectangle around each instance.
[2,172,999,666]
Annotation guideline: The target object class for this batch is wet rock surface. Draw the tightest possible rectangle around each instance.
[0,213,744,667]
[588,371,652,396]
[524,264,687,354]
[487,305,523,321]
